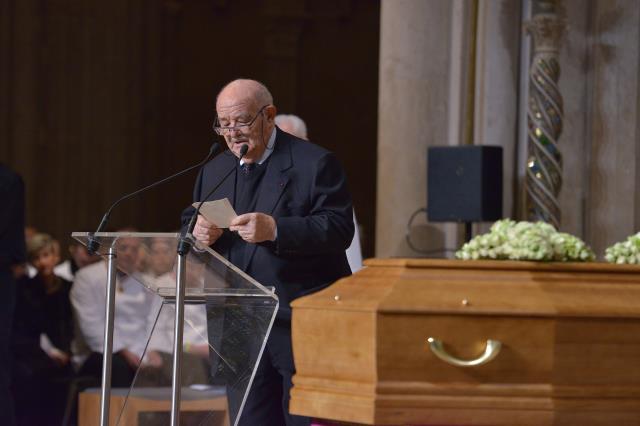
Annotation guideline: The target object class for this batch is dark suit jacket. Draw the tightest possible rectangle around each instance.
[183,128,354,318]
[12,275,74,357]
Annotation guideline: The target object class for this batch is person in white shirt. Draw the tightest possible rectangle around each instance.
[70,235,161,387]
[136,271,211,386]
[147,237,175,278]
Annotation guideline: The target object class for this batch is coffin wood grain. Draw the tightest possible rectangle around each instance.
[290,259,640,425]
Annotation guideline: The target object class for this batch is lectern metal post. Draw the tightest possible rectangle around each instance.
[170,253,187,425]
[99,246,118,426]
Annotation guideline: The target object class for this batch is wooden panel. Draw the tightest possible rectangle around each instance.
[365,258,640,318]
[2,0,380,257]
[78,392,125,426]
[292,390,554,426]
[292,309,378,384]
[554,318,640,386]
[378,314,554,384]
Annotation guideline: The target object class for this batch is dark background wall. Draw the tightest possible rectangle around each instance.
[0,0,380,257]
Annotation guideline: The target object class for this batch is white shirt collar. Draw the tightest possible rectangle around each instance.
[240,127,277,166]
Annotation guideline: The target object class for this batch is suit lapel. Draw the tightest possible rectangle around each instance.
[242,130,293,270]
[202,153,237,205]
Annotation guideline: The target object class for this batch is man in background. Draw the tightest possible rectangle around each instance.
[0,164,27,426]
[275,114,308,140]
[275,113,363,273]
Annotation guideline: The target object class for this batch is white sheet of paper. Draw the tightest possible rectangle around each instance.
[192,198,237,228]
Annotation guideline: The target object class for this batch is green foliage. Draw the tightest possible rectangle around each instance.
[456,219,595,262]
[605,232,640,264]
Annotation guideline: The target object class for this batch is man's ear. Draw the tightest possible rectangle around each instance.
[265,105,277,122]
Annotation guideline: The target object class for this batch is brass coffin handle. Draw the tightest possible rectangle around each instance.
[427,337,502,367]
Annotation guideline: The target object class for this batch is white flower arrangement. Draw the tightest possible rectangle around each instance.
[604,232,640,264]
[456,219,595,262]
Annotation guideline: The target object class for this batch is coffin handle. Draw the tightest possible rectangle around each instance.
[427,337,502,367]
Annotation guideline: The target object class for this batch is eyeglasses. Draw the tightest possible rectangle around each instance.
[213,105,269,136]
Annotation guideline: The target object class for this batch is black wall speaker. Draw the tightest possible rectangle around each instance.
[427,145,503,222]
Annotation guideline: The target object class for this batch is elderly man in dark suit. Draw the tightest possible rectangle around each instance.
[183,79,354,426]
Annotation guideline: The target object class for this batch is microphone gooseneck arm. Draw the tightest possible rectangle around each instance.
[87,142,220,255]
[178,144,249,256]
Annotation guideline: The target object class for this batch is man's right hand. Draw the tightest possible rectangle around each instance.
[193,215,223,246]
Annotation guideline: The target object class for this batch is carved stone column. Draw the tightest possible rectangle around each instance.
[524,0,565,228]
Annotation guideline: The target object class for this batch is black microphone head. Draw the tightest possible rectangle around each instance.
[86,237,100,256]
[239,144,249,158]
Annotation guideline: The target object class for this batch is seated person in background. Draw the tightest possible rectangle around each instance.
[138,271,211,387]
[22,227,63,279]
[11,233,74,426]
[54,239,100,282]
[148,237,175,277]
[71,233,161,388]
[132,237,208,386]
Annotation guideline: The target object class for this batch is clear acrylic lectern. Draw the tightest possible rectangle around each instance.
[72,232,279,426]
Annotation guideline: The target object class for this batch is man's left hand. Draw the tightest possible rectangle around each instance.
[230,213,276,243]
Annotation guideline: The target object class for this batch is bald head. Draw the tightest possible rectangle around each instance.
[215,79,277,163]
[275,114,308,139]
[216,79,273,110]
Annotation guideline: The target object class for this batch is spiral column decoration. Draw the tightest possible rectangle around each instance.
[524,1,565,229]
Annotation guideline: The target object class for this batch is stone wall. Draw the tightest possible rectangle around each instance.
[377,0,640,258]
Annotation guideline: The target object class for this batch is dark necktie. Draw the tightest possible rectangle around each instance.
[241,163,255,175]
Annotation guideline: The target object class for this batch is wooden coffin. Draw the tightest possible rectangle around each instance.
[289,259,640,426]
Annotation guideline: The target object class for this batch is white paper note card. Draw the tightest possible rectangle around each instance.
[192,198,237,228]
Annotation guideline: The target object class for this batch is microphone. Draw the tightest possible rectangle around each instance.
[87,142,221,255]
[177,144,249,255]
